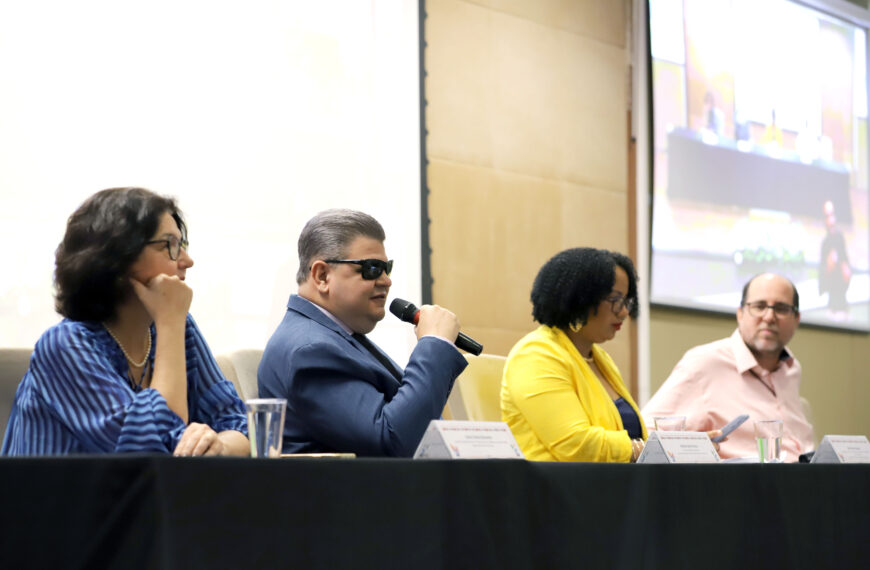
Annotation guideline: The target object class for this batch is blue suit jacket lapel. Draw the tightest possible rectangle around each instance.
[287,295,402,395]
[287,295,347,336]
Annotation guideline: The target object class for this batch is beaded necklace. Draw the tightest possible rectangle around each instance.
[104,324,152,367]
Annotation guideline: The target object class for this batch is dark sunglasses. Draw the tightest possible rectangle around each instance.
[324,258,394,280]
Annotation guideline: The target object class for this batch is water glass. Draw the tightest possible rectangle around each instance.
[654,416,686,431]
[754,419,783,463]
[245,398,287,458]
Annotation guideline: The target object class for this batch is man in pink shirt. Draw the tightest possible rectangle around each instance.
[643,273,815,461]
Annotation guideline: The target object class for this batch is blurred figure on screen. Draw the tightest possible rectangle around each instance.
[643,273,814,461]
[760,108,783,148]
[819,200,851,318]
[702,91,725,138]
[734,110,751,143]
[1,188,249,456]
[500,248,648,462]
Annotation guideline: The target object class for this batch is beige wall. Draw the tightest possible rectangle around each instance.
[424,0,634,379]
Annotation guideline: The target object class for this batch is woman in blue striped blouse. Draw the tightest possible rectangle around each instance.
[1,187,249,456]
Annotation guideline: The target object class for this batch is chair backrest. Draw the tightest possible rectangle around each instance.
[0,349,32,438]
[225,349,264,402]
[215,354,244,402]
[454,353,507,422]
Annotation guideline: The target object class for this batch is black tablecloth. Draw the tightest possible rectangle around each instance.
[1,456,868,569]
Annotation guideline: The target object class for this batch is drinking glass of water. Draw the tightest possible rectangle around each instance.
[245,398,287,458]
[754,419,783,463]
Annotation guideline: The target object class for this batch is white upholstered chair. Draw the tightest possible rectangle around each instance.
[216,349,264,402]
[0,349,32,438]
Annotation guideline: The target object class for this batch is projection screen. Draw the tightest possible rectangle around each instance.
[649,0,870,331]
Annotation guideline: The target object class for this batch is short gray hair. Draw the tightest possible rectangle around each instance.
[296,209,386,284]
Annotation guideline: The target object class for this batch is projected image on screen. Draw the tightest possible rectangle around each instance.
[649,0,870,331]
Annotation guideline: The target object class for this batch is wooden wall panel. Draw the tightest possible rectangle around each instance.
[428,159,562,333]
[560,183,627,252]
[425,0,493,166]
[425,0,632,381]
[463,0,625,48]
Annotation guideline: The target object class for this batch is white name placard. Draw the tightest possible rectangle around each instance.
[413,420,525,459]
[637,431,721,464]
[811,435,870,464]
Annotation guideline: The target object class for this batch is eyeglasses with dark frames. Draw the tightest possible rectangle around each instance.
[605,294,636,315]
[145,236,189,261]
[324,258,394,280]
[742,301,798,317]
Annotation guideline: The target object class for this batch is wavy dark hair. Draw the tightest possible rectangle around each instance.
[54,187,186,322]
[531,247,639,329]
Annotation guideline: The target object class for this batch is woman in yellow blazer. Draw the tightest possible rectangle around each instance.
[501,248,646,462]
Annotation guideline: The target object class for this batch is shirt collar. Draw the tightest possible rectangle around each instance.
[729,328,794,374]
[297,295,354,335]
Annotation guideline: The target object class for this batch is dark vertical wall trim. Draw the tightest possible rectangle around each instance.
[645,8,655,273]
[418,0,433,304]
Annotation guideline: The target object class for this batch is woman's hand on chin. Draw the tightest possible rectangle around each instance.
[130,275,192,327]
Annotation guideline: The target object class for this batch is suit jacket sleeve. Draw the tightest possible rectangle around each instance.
[280,336,466,457]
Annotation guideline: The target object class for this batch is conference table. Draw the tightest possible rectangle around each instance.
[1,456,868,569]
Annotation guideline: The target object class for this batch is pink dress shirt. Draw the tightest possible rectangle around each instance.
[642,329,815,461]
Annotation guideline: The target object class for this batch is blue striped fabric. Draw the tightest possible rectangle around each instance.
[1,314,248,455]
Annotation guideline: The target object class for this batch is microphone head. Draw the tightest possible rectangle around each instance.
[389,298,418,323]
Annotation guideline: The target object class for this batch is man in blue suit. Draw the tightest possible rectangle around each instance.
[259,209,468,456]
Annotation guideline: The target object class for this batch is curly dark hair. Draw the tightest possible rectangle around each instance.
[54,187,186,322]
[531,247,639,329]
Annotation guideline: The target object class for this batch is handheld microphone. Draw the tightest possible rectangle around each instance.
[389,298,483,356]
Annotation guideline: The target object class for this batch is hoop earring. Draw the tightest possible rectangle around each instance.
[569,321,583,333]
